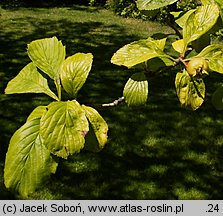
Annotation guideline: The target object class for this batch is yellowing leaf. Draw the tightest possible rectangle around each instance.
[170,11,183,19]
[40,100,89,159]
[27,36,65,79]
[4,119,57,198]
[176,9,196,28]
[201,0,216,4]
[197,44,223,74]
[153,38,167,51]
[82,105,108,152]
[172,39,185,54]
[183,5,219,45]
[60,53,93,98]
[137,0,178,11]
[5,63,59,101]
[111,37,172,68]
[175,70,205,110]
[123,72,148,106]
[27,106,47,122]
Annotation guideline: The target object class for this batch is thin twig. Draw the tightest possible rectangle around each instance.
[166,19,183,39]
[178,56,187,67]
[102,96,125,107]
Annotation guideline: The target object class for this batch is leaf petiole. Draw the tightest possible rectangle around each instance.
[54,75,62,101]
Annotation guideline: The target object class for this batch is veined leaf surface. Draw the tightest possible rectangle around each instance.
[27,36,65,79]
[5,63,59,101]
[172,39,185,54]
[175,70,205,110]
[183,4,219,45]
[60,53,93,98]
[136,0,178,11]
[201,0,217,4]
[82,105,108,152]
[123,72,148,106]
[197,44,223,74]
[27,106,47,122]
[4,119,57,198]
[111,37,173,68]
[40,100,89,159]
[176,9,196,28]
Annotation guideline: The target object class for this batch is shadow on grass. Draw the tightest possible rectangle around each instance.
[1,7,223,199]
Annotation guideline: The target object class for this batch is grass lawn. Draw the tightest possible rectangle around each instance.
[1,5,223,200]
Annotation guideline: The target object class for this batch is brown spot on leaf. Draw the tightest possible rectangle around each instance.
[81,131,88,137]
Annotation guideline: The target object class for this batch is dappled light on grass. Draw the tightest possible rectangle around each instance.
[1,6,223,199]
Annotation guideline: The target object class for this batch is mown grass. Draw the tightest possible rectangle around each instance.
[1,5,223,200]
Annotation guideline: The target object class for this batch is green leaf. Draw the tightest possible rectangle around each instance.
[111,37,173,68]
[208,52,223,74]
[214,0,223,21]
[27,36,65,80]
[5,63,59,101]
[201,0,216,4]
[153,38,167,51]
[176,9,196,28]
[183,4,219,45]
[197,44,223,57]
[197,44,223,74]
[212,85,223,110]
[4,119,57,198]
[170,11,183,19]
[136,0,178,11]
[172,39,185,54]
[175,70,205,110]
[123,72,148,106]
[82,105,108,152]
[60,53,93,98]
[27,106,47,122]
[40,100,89,159]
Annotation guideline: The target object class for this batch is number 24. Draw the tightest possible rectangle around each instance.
[207,204,219,212]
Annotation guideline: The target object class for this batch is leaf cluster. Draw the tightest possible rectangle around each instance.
[111,0,223,110]
[4,37,108,198]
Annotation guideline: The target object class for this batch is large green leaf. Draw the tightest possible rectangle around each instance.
[60,53,93,98]
[197,44,223,57]
[4,118,57,198]
[197,44,223,74]
[82,105,108,152]
[136,0,178,11]
[153,37,167,51]
[175,70,205,110]
[176,9,196,28]
[40,100,89,159]
[27,106,47,122]
[111,37,173,68]
[123,72,148,106]
[27,36,65,80]
[5,63,59,101]
[183,4,219,45]
[172,39,185,54]
[212,85,223,110]
[206,54,223,73]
